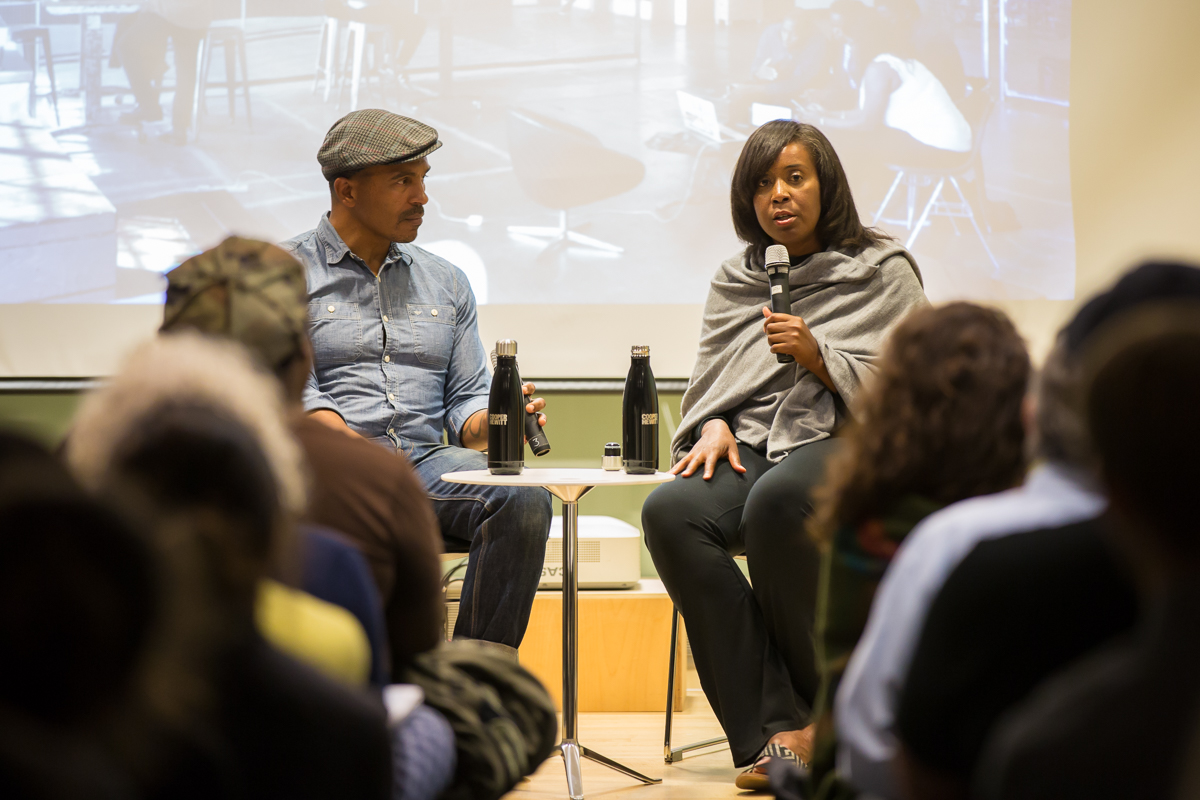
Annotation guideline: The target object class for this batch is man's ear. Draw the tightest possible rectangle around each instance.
[333,176,355,208]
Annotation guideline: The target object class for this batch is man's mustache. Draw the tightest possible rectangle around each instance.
[402,209,424,220]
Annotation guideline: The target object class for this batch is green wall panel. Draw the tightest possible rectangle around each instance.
[0,389,687,578]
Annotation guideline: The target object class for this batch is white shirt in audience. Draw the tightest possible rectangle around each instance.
[834,463,1106,798]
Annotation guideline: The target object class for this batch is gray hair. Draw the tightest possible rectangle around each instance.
[66,332,307,518]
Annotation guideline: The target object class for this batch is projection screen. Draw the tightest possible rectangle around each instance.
[0,0,1071,378]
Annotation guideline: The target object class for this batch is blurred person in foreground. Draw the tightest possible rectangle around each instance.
[642,119,927,788]
[0,432,157,800]
[66,334,393,800]
[159,235,441,683]
[773,301,1028,799]
[157,237,557,800]
[970,296,1200,799]
[284,109,552,660]
[884,262,1200,800]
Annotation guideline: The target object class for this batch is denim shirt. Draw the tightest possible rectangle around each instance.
[283,214,490,461]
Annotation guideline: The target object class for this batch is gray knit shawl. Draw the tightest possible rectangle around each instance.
[672,242,928,464]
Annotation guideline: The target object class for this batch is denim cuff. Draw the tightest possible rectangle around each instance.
[445,394,489,448]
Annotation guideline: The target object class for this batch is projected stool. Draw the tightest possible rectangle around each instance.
[506,109,645,259]
[870,86,999,275]
[441,468,673,800]
[198,23,253,125]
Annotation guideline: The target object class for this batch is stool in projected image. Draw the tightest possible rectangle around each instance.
[506,109,645,259]
[441,469,673,800]
[871,87,999,275]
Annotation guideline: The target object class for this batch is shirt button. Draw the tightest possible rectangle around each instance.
[327,305,335,313]
[388,393,395,401]
[382,315,389,322]
[431,309,439,317]
[383,355,391,363]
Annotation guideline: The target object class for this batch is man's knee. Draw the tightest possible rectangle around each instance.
[494,486,551,543]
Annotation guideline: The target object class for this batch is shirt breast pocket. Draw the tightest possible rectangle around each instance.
[407,304,455,368]
[308,301,363,365]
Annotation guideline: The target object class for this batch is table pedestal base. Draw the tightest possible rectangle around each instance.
[557,740,661,800]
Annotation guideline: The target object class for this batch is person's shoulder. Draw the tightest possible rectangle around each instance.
[280,227,320,257]
[251,636,384,717]
[900,485,1035,554]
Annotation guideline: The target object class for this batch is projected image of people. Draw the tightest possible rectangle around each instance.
[0,0,1071,306]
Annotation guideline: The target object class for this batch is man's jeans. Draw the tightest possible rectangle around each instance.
[411,445,551,649]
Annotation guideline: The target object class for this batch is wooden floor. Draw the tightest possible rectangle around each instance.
[505,674,751,800]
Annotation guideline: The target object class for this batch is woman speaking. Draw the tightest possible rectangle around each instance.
[642,119,926,788]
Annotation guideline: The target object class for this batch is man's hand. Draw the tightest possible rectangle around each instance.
[670,419,746,481]
[522,382,547,430]
[461,383,547,452]
[309,409,364,440]
[762,307,837,392]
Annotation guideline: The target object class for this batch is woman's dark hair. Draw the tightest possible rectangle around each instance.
[809,302,1030,543]
[731,120,890,267]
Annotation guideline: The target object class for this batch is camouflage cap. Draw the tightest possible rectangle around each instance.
[318,109,442,180]
[161,237,309,371]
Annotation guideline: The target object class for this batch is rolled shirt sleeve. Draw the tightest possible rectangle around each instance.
[441,268,491,448]
[303,364,344,418]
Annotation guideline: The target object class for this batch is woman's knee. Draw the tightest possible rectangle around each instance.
[641,483,699,560]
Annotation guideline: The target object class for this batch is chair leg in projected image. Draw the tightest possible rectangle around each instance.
[899,175,1001,277]
[507,209,625,258]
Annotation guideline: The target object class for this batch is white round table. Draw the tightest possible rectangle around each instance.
[440,468,674,800]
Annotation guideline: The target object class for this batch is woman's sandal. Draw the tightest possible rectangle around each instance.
[734,742,808,791]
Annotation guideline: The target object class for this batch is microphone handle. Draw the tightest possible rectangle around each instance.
[770,277,795,364]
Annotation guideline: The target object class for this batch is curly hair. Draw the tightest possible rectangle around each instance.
[809,302,1030,545]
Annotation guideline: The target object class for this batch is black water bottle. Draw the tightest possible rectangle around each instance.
[622,345,659,474]
[488,339,524,475]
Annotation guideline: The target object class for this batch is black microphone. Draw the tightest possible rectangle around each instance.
[490,348,551,456]
[764,244,794,364]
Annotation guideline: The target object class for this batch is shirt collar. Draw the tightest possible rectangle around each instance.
[316,213,411,271]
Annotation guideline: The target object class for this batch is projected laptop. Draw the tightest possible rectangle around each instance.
[676,90,747,144]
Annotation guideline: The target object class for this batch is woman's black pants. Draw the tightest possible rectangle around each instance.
[642,439,838,767]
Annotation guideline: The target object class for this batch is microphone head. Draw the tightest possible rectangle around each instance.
[765,244,789,268]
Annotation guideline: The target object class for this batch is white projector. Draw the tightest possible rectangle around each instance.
[539,515,642,590]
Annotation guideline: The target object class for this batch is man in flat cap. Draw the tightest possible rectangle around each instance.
[283,110,551,659]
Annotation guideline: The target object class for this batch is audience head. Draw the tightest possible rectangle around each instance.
[0,432,161,800]
[1082,301,1200,577]
[1032,260,1200,473]
[0,432,157,726]
[811,302,1030,541]
[161,237,311,403]
[730,119,888,267]
[66,334,307,612]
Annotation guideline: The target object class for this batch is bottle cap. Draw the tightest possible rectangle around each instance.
[604,442,620,456]
[631,345,650,358]
[496,339,518,357]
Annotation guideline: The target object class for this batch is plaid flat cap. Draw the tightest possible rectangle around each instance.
[318,109,442,180]
[161,237,309,371]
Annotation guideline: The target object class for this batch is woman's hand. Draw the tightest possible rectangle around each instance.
[670,419,747,481]
[762,306,821,368]
[762,307,838,392]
